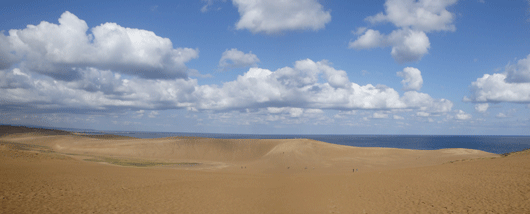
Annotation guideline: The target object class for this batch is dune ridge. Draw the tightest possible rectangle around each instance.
[1,131,497,173]
[1,126,529,213]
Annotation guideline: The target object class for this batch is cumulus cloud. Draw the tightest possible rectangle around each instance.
[350,29,430,63]
[350,29,431,63]
[352,27,368,35]
[349,29,386,49]
[266,107,322,118]
[397,67,423,91]
[474,103,489,113]
[393,115,404,120]
[195,59,451,113]
[4,11,198,80]
[232,0,331,34]
[350,0,457,62]
[465,55,530,104]
[366,0,457,32]
[373,112,389,119]
[148,111,159,118]
[218,48,260,70]
[389,30,430,63]
[505,54,530,83]
[134,110,145,118]
[0,33,19,69]
[1,57,453,118]
[0,67,198,111]
[496,113,507,118]
[0,68,32,89]
[455,110,472,120]
[401,91,453,112]
[416,111,430,117]
[466,73,530,103]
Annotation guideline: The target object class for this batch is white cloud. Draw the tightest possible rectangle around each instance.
[207,107,331,125]
[196,59,452,113]
[373,112,389,119]
[0,67,199,111]
[350,28,430,63]
[0,68,32,89]
[1,57,453,122]
[455,110,472,120]
[266,107,305,117]
[416,111,430,117]
[0,33,19,69]
[134,110,145,118]
[334,110,357,119]
[496,112,508,118]
[5,11,198,80]
[397,67,423,91]
[188,69,213,78]
[219,48,260,70]
[201,0,226,12]
[505,54,530,83]
[350,0,457,62]
[148,111,159,118]
[393,115,404,120]
[352,27,368,35]
[349,29,386,49]
[474,103,489,113]
[232,0,331,34]
[201,0,215,12]
[401,91,453,113]
[466,73,530,103]
[366,0,457,32]
[389,29,430,63]
[466,55,530,104]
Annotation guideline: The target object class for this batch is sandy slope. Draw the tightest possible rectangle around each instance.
[1,128,529,213]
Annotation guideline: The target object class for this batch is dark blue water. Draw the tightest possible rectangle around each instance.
[83,131,530,155]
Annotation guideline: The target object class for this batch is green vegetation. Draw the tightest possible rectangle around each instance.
[83,156,199,167]
[0,141,53,153]
[80,134,138,140]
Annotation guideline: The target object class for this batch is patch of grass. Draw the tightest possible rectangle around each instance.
[81,134,138,140]
[83,156,199,167]
[0,141,53,152]
[83,158,106,162]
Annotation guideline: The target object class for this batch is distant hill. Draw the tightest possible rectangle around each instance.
[0,124,100,134]
[0,125,72,136]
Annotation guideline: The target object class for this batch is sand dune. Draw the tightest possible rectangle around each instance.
[1,132,495,172]
[1,127,529,213]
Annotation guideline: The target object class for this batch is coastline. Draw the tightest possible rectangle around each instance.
[1,126,529,213]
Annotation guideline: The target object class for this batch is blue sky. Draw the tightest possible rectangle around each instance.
[1,0,530,135]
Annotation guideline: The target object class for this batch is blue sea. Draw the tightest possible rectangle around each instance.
[80,131,530,155]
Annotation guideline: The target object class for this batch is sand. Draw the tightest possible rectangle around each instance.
[1,126,529,213]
